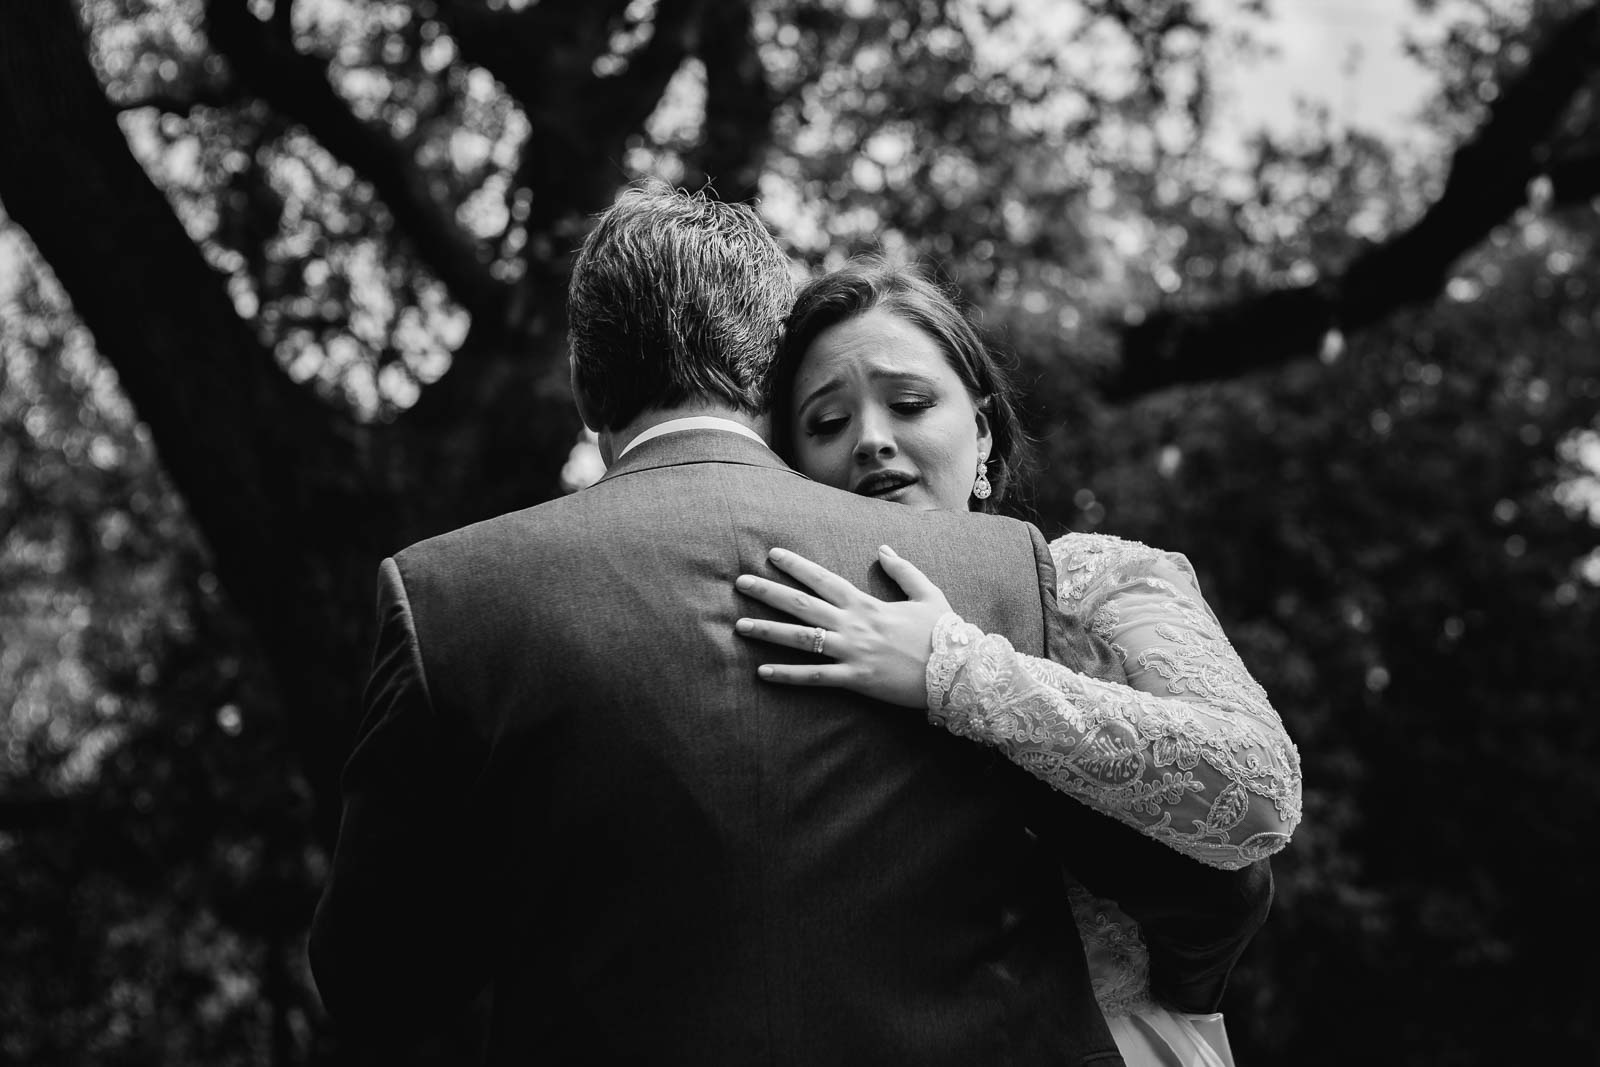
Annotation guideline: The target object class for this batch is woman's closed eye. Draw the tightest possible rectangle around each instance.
[804,413,848,437]
[804,395,934,437]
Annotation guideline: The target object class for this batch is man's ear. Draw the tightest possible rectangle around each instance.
[570,358,603,433]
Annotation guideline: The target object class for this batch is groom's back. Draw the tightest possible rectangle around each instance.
[392,434,1110,1066]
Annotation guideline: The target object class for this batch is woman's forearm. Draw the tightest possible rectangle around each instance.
[926,613,1301,870]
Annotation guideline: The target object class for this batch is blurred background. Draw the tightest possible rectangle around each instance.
[1,0,1597,1062]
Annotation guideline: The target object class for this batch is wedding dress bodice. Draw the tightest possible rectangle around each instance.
[924,532,1302,1015]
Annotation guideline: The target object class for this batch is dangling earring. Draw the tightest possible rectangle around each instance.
[972,458,993,501]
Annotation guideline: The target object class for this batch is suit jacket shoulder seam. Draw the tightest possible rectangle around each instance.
[381,556,436,713]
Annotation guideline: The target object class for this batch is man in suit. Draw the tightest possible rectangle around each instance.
[309,183,1270,1065]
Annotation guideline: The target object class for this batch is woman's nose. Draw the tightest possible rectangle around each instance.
[853,411,897,463]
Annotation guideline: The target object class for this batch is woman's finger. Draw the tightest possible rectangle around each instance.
[878,545,950,606]
[756,662,856,687]
[735,574,839,627]
[765,548,864,607]
[735,618,836,654]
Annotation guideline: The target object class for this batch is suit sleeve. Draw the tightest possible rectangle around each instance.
[1012,524,1274,1013]
[309,557,496,1051]
[1033,531,1128,687]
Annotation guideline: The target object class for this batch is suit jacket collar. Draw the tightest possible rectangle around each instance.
[595,427,805,486]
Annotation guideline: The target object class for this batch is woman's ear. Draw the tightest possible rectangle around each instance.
[974,397,994,461]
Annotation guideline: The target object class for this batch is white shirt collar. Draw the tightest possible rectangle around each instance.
[616,415,769,459]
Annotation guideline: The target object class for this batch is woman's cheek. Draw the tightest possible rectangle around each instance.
[817,442,851,490]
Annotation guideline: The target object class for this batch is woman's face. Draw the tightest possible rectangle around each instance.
[790,308,991,512]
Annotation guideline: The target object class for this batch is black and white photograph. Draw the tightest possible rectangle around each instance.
[1,1,1596,1063]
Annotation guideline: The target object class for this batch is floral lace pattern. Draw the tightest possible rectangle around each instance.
[1067,880,1154,1018]
[924,532,1303,1015]
[926,532,1300,869]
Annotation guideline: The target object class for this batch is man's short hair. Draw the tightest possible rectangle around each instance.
[567,181,795,430]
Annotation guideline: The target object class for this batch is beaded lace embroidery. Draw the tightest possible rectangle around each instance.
[924,532,1302,1015]
[1068,881,1155,1017]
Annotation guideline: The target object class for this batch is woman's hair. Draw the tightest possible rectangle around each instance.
[770,258,1031,513]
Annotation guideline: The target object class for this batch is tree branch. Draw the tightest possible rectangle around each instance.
[1549,148,1600,205]
[0,790,80,833]
[438,0,708,230]
[114,82,244,114]
[687,1,776,201]
[430,0,638,112]
[405,0,716,428]
[0,0,335,562]
[269,0,294,43]
[595,0,711,137]
[1106,2,1600,399]
[204,0,512,325]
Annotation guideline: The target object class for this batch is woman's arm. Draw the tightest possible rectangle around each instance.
[927,535,1300,870]
[735,541,1301,871]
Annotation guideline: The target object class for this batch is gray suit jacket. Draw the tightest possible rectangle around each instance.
[310,429,1269,1066]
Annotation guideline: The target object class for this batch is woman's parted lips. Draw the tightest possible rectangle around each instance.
[853,469,918,497]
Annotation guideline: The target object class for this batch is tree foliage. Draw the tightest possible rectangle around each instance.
[1,0,1597,1062]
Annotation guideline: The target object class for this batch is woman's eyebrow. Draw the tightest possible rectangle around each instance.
[796,378,843,413]
[798,368,941,413]
[868,368,940,388]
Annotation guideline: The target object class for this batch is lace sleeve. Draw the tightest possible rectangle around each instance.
[925,535,1302,870]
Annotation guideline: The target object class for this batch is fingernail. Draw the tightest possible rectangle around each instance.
[880,544,897,557]
[769,547,788,560]
[735,575,753,590]
[758,665,774,679]
[735,619,753,634]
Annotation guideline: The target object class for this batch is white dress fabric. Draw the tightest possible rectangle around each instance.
[924,533,1303,1067]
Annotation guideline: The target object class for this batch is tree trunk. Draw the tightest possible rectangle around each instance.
[0,0,582,849]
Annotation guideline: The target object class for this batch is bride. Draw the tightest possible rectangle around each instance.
[735,260,1302,1067]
